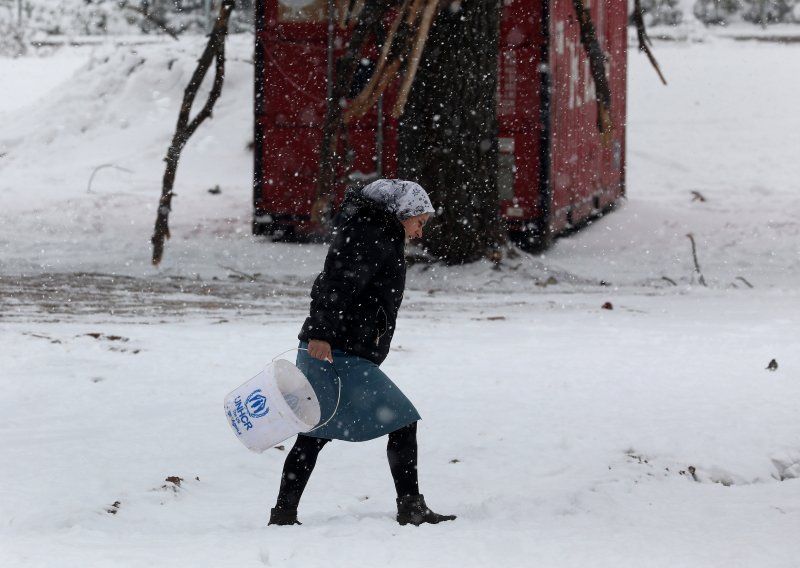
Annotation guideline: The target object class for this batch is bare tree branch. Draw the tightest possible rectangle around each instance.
[313,1,392,222]
[120,3,181,41]
[391,0,439,119]
[572,0,613,140]
[151,0,235,266]
[345,0,436,123]
[632,0,668,85]
[342,2,407,122]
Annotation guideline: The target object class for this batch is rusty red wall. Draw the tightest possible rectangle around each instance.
[496,1,546,236]
[254,0,627,244]
[254,0,400,236]
[547,0,627,234]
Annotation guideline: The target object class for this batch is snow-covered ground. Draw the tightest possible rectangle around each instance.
[1,30,799,568]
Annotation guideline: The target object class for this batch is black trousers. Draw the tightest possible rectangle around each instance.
[274,421,419,510]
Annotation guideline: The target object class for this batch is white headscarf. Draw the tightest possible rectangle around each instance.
[360,179,435,221]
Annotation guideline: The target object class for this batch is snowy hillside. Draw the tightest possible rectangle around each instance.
[1,32,799,568]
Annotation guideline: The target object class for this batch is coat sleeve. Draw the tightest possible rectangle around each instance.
[304,218,390,343]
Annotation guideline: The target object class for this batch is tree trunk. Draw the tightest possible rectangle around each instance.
[397,0,505,265]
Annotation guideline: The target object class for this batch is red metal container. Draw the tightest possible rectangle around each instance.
[253,0,627,247]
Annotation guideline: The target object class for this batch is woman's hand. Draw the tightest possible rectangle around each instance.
[308,339,333,363]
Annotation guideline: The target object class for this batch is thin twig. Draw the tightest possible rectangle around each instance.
[735,276,754,288]
[632,0,667,85]
[662,276,678,286]
[220,265,258,281]
[686,233,707,287]
[120,3,181,40]
[87,164,134,193]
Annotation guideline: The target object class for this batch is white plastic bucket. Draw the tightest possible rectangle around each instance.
[224,359,322,453]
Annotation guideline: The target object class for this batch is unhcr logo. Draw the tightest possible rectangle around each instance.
[245,389,270,418]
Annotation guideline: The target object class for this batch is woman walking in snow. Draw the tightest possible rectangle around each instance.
[269,179,456,527]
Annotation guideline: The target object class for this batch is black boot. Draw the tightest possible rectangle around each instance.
[268,507,301,526]
[269,435,330,527]
[396,495,456,526]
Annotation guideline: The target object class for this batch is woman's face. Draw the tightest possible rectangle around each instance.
[401,213,430,240]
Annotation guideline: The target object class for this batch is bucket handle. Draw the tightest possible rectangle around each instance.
[271,347,342,433]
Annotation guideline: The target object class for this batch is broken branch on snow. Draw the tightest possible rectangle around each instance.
[686,233,707,287]
[87,164,134,193]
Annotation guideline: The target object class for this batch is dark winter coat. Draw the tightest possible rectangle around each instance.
[298,189,406,365]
